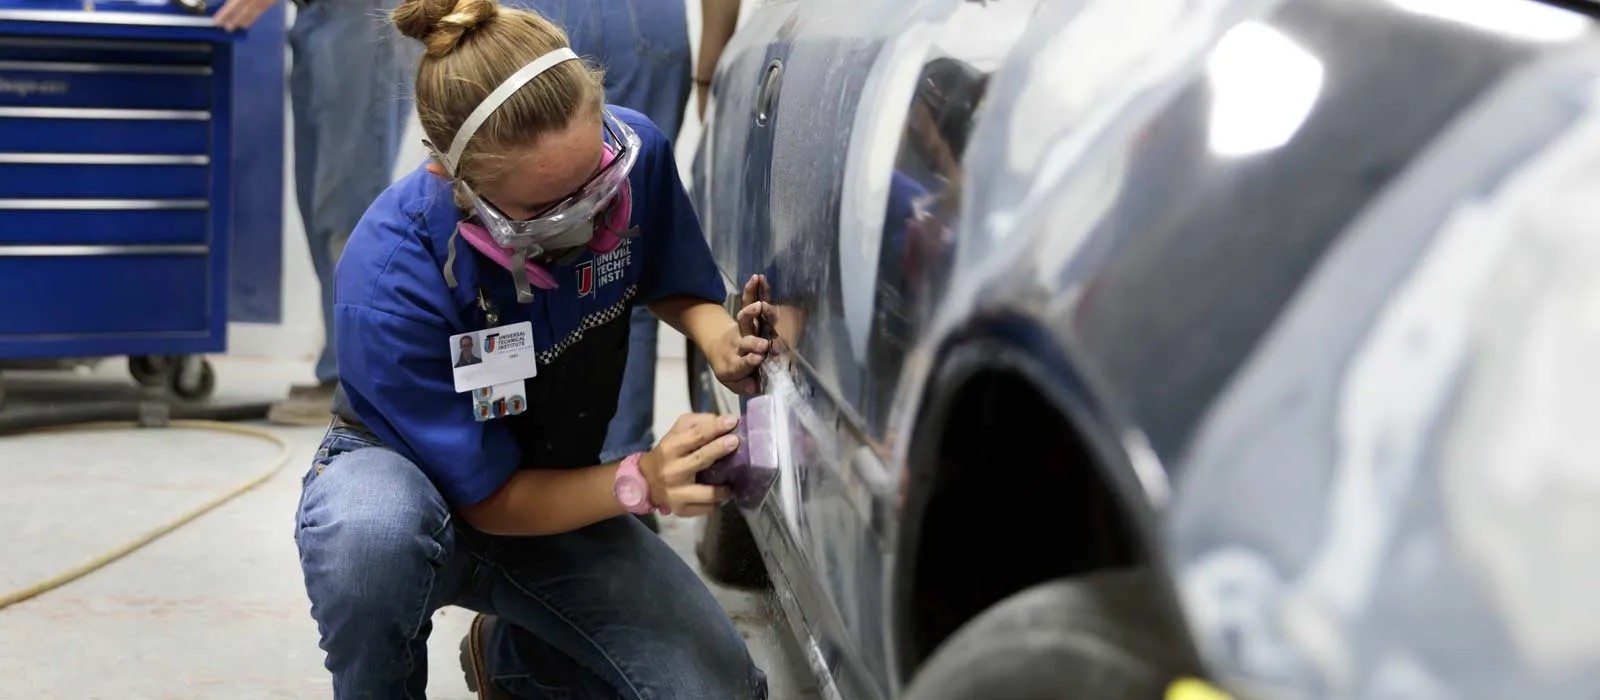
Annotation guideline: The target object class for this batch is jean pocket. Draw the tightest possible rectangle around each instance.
[620,0,688,61]
[492,673,578,700]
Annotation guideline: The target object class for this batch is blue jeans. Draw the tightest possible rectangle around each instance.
[523,0,693,461]
[289,0,418,385]
[296,428,769,699]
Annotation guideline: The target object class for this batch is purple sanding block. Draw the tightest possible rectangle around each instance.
[697,395,780,508]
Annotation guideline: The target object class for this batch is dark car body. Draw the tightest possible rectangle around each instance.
[690,0,1600,697]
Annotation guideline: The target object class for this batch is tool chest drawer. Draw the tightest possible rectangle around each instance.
[0,207,208,245]
[0,35,213,66]
[0,254,210,336]
[0,110,210,154]
[0,158,209,198]
[0,59,211,110]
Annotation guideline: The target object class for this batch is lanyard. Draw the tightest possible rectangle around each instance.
[476,286,501,327]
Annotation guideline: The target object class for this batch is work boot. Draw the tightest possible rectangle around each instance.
[460,614,513,700]
[267,382,337,427]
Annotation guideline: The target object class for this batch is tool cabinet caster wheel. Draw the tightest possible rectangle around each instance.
[171,358,216,401]
[129,355,173,387]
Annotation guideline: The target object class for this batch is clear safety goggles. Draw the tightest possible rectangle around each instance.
[458,108,639,254]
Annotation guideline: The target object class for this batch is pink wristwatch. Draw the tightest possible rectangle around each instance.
[614,452,660,515]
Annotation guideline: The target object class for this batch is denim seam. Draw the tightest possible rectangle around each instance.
[395,510,453,700]
[492,561,649,700]
[488,671,575,697]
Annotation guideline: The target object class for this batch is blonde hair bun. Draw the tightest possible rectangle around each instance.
[393,0,500,57]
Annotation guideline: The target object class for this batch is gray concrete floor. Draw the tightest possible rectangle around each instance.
[0,355,816,699]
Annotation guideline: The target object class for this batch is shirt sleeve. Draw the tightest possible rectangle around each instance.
[336,303,521,507]
[637,132,729,305]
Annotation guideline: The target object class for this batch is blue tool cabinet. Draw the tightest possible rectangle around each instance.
[0,0,250,399]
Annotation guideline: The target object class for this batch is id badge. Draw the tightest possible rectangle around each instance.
[450,321,537,421]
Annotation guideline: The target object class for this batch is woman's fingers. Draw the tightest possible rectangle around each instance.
[671,484,730,508]
[737,334,770,356]
[668,486,734,518]
[742,274,766,306]
[736,301,765,337]
[663,413,736,457]
[666,432,740,482]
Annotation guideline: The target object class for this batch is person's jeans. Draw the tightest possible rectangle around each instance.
[289,0,418,385]
[296,427,768,699]
[521,0,693,461]
[600,307,660,462]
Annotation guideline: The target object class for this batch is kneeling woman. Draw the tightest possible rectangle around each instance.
[293,0,772,697]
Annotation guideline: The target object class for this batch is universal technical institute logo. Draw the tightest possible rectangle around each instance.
[483,328,529,355]
[577,239,632,297]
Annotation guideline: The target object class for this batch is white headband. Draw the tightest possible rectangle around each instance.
[440,47,581,175]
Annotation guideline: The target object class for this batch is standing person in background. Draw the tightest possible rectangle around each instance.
[524,2,694,490]
[696,0,742,117]
[214,0,419,426]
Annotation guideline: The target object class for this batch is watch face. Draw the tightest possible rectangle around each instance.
[616,480,645,507]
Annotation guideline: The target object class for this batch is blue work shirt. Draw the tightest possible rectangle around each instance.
[331,107,725,507]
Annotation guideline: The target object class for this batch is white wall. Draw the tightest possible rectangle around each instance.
[228,1,721,370]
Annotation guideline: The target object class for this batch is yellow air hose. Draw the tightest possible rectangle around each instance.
[0,419,294,611]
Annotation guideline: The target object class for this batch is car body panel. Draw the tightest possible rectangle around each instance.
[693,0,1600,696]
[1167,33,1600,700]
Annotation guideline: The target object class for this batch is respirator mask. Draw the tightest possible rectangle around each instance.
[430,47,641,302]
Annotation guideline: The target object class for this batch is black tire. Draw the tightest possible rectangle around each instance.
[170,359,216,401]
[902,568,1195,700]
[686,339,772,590]
[128,355,172,387]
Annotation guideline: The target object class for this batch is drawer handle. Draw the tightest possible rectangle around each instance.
[0,199,207,210]
[0,60,211,76]
[0,9,219,28]
[0,153,209,165]
[0,37,212,54]
[0,106,209,121]
[0,244,208,257]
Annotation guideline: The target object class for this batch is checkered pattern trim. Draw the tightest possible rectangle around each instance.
[538,285,637,365]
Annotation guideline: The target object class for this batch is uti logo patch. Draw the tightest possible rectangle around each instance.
[576,239,631,297]
[577,262,595,297]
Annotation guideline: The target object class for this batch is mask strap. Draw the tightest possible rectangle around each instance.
[509,247,535,303]
[443,223,462,289]
[441,47,581,175]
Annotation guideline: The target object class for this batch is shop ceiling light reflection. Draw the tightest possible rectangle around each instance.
[1206,21,1325,158]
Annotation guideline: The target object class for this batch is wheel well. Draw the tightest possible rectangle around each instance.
[897,366,1147,678]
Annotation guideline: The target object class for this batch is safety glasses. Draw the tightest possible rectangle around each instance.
[437,108,639,258]
[471,109,639,250]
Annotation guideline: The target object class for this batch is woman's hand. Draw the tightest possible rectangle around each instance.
[714,275,773,395]
[638,414,739,517]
